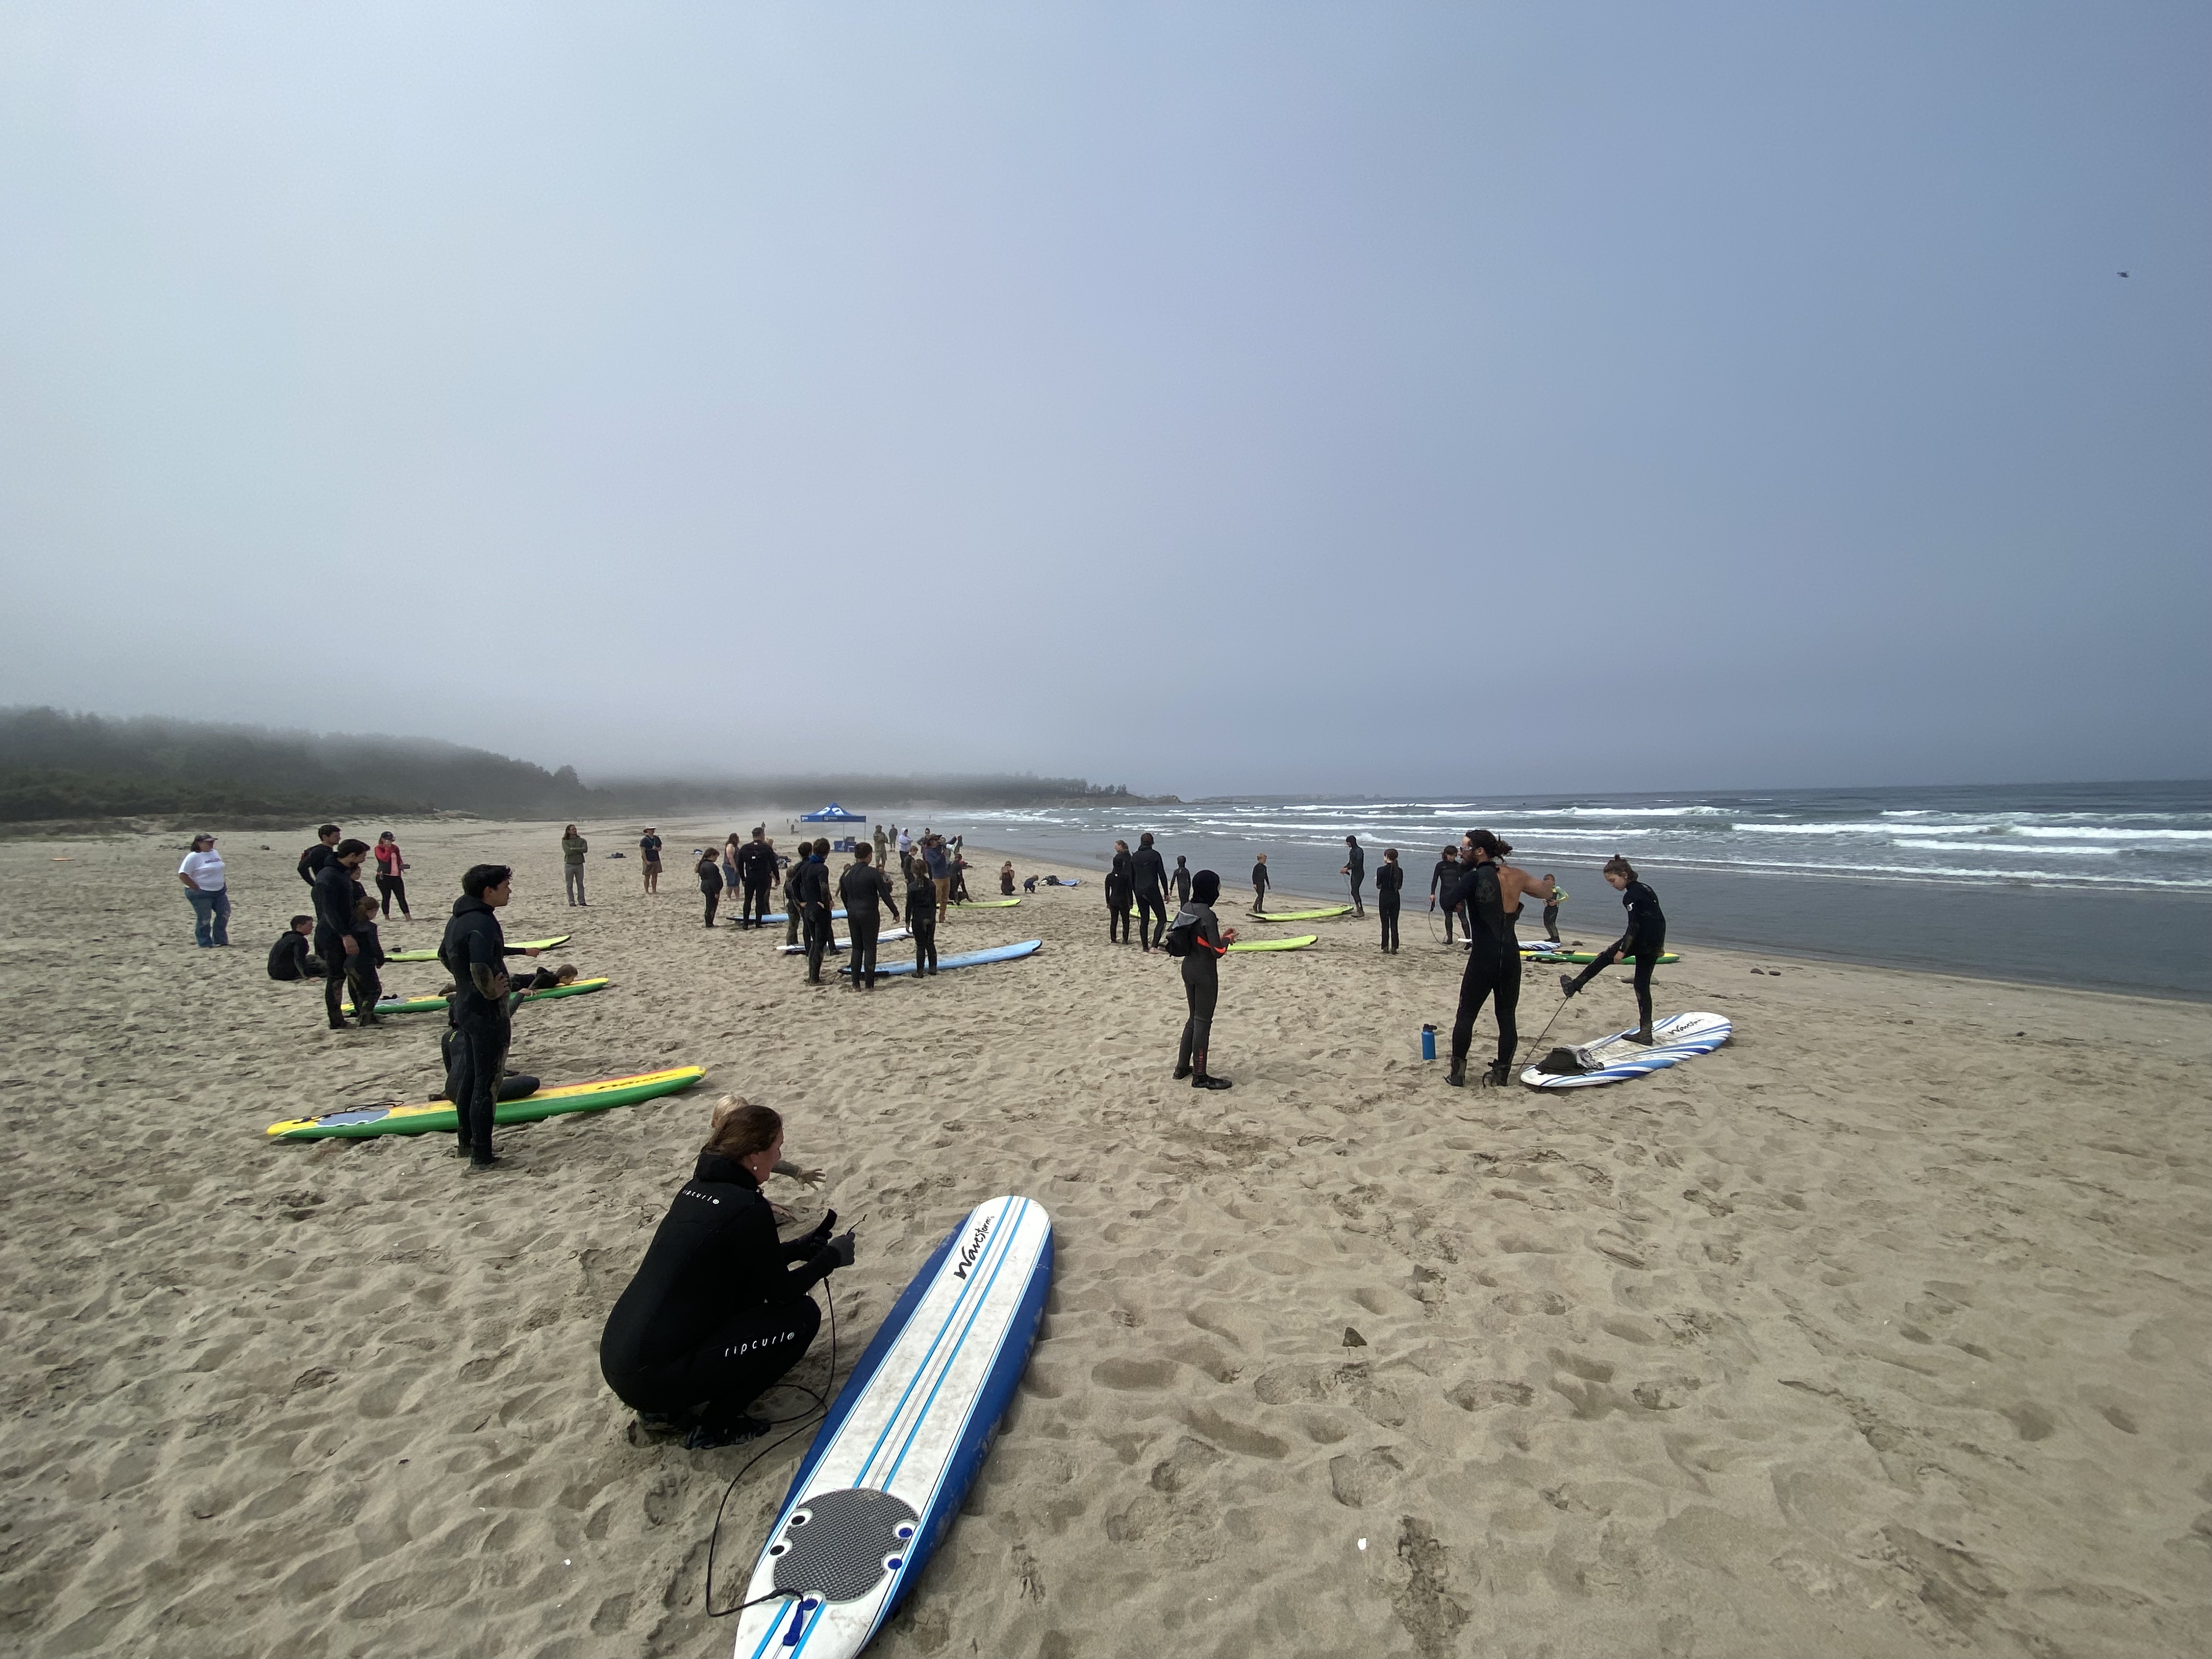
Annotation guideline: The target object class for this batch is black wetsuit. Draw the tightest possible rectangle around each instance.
[1107,850,1135,943]
[1131,846,1169,950]
[311,860,360,1029]
[1567,881,1667,1030]
[266,930,321,981]
[838,863,900,989]
[1172,901,1228,1079]
[1171,863,1191,905]
[438,893,515,1160]
[346,915,385,1017]
[1376,861,1402,952]
[1345,843,1366,916]
[1542,899,1561,943]
[599,1154,838,1434]
[697,857,724,927]
[905,873,939,974]
[1442,855,1517,1080]
[737,840,778,927]
[298,842,336,887]
[798,857,835,983]
[1430,857,1459,942]
[1251,861,1270,913]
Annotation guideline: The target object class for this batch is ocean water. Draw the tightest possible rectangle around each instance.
[937,780,2212,1000]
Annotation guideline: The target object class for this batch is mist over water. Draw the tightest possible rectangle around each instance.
[931,780,2212,999]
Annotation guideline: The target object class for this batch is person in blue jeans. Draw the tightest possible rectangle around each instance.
[177,833,231,947]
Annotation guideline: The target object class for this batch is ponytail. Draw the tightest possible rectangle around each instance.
[1465,829,1514,860]
[1603,854,1638,882]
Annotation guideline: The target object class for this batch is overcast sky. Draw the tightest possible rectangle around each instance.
[2,3,2205,797]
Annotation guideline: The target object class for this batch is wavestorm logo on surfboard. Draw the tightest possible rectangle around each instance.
[951,1213,995,1279]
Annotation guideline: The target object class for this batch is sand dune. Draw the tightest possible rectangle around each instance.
[2,819,2207,1656]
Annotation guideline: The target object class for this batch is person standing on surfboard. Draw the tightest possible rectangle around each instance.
[438,862,533,1167]
[837,843,901,991]
[1250,853,1271,915]
[1341,836,1367,918]
[736,827,777,929]
[1166,870,1237,1089]
[1131,832,1170,951]
[1441,830,1555,1088]
[599,1099,855,1449]
[312,838,373,1031]
[1558,856,1666,1046]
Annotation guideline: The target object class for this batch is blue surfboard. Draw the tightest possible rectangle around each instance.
[839,939,1042,978]
[731,1196,1054,1658]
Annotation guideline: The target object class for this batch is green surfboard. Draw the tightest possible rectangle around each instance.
[387,933,573,964]
[1249,905,1351,923]
[343,977,608,1017]
[266,1065,705,1142]
[951,898,1022,909]
[1226,934,1317,953]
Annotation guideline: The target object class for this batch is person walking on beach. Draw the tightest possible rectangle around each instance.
[178,833,230,948]
[373,831,411,921]
[1171,855,1191,906]
[639,827,664,894]
[1131,832,1170,951]
[297,823,340,887]
[905,857,940,976]
[873,823,889,871]
[737,828,777,929]
[1541,878,1564,944]
[798,838,836,984]
[922,834,952,923]
[1250,852,1271,915]
[1376,848,1403,953]
[313,838,373,1030]
[1442,830,1555,1088]
[1429,845,1460,944]
[695,847,725,927]
[439,862,522,1167]
[1166,870,1236,1090]
[1341,835,1367,918]
[561,824,589,905]
[1559,856,1666,1046]
[838,844,901,990]
[1107,840,1135,944]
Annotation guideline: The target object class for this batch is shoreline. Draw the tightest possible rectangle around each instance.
[7,820,2206,1656]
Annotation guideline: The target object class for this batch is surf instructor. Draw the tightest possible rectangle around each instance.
[438,862,534,1167]
[599,1099,855,1449]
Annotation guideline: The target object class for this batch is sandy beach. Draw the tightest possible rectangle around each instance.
[3,816,2208,1658]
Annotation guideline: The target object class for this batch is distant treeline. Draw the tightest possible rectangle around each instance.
[0,707,1143,824]
[0,707,606,823]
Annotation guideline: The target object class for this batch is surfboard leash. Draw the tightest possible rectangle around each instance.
[702,1280,842,1620]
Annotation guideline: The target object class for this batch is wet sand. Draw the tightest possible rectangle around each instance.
[3,818,2208,1656]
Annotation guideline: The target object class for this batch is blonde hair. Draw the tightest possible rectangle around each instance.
[703,1095,781,1161]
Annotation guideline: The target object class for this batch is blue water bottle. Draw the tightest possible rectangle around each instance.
[1420,1024,1436,1062]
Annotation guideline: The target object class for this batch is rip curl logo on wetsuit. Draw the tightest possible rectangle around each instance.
[950,1214,995,1280]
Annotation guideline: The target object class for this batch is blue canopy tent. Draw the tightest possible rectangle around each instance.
[799,802,867,851]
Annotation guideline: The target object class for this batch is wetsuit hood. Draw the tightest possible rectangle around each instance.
[449,893,495,919]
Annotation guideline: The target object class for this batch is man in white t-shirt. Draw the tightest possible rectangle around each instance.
[177,833,230,947]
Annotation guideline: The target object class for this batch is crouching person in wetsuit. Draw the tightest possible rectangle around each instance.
[1165,870,1237,1090]
[599,1100,855,1449]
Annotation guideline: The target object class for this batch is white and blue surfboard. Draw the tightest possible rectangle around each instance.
[1519,1011,1732,1089]
[777,929,912,956]
[733,1197,1053,1659]
[838,940,1042,979]
[757,908,851,927]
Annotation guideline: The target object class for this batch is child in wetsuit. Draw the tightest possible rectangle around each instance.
[347,895,387,1022]
[266,916,322,981]
[905,866,940,975]
[1542,879,1564,944]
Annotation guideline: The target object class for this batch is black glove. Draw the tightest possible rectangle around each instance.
[802,1209,838,1246]
[817,1229,857,1271]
